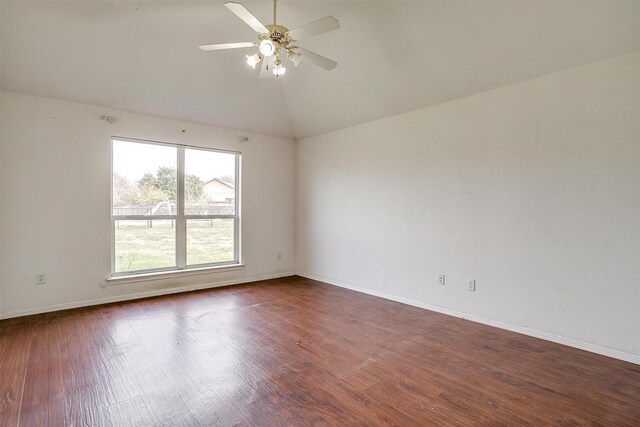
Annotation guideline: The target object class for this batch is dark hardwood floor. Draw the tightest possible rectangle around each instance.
[1,276,639,426]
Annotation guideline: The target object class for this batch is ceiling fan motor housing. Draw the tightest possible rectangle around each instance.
[261,24,295,57]
[267,25,292,45]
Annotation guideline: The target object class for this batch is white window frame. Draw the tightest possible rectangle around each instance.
[110,136,241,277]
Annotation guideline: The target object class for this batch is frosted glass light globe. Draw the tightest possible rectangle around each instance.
[273,62,286,77]
[259,39,276,57]
[246,53,262,69]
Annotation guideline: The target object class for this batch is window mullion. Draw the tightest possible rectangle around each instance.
[176,148,186,268]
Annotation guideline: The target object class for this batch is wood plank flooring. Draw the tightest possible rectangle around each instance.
[1,276,639,425]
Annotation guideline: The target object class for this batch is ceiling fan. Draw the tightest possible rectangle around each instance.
[199,0,339,78]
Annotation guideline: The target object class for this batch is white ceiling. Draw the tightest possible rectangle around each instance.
[2,1,639,140]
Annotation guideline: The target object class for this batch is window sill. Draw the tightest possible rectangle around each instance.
[107,264,245,285]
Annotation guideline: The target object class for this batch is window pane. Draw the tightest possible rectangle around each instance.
[115,220,176,272]
[113,140,177,216]
[186,219,235,265]
[184,149,236,216]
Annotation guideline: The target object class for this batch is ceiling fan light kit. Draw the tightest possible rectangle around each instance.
[199,0,340,78]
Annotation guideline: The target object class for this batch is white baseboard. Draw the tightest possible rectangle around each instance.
[0,271,295,320]
[4,270,638,365]
[297,272,640,365]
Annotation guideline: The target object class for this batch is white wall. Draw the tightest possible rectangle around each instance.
[0,4,4,316]
[0,94,3,317]
[297,52,640,361]
[1,91,296,317]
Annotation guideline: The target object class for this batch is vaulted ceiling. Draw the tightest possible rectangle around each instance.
[2,1,639,139]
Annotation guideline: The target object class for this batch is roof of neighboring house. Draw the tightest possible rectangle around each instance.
[203,178,234,189]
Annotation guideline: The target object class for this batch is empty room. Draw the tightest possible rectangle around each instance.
[1,0,639,425]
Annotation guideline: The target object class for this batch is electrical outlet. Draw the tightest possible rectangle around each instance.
[467,279,476,291]
[36,273,46,285]
[439,274,445,286]
[277,252,282,261]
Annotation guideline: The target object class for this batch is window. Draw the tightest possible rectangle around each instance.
[112,137,240,276]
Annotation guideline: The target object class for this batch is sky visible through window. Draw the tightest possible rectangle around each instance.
[113,139,235,183]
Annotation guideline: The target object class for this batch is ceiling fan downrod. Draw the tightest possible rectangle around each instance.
[273,0,277,25]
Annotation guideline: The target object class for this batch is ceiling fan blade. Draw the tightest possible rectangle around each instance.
[259,56,274,79]
[199,42,256,51]
[225,2,269,34]
[299,48,337,71]
[287,16,339,41]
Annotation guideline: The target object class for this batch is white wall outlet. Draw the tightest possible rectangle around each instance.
[439,274,445,286]
[36,273,46,285]
[277,252,282,261]
[467,279,476,291]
